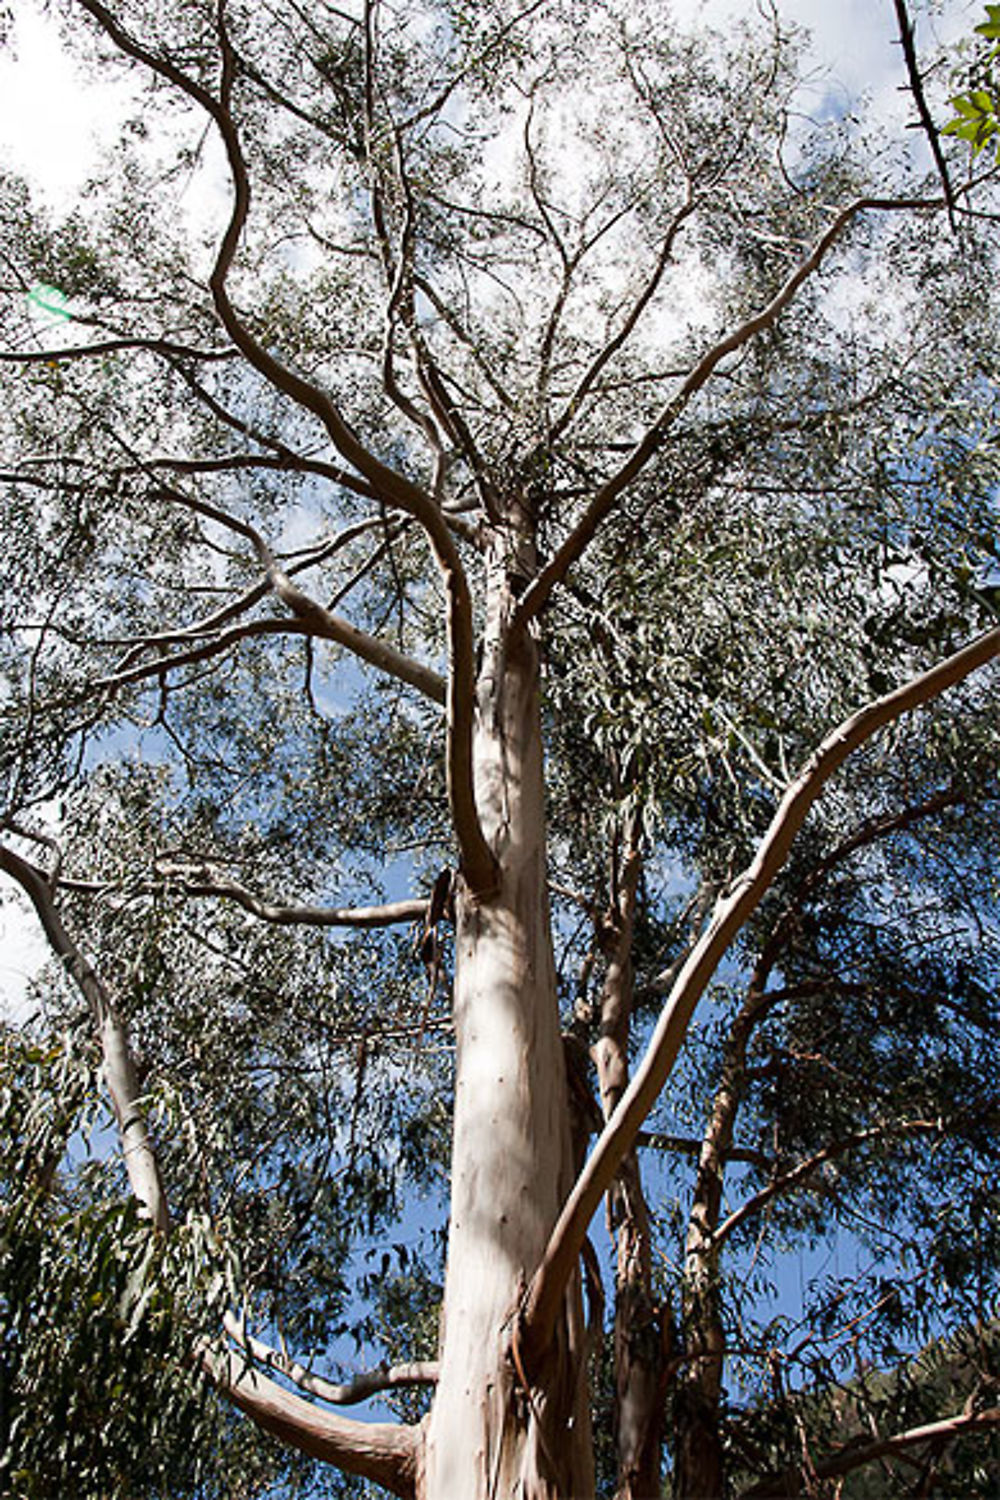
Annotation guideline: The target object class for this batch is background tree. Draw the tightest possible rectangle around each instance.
[1,1,999,1496]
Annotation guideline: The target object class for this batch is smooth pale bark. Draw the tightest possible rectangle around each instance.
[0,843,170,1232]
[202,1345,418,1497]
[421,543,593,1499]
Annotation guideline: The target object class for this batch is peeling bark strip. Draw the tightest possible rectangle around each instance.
[520,626,1000,1356]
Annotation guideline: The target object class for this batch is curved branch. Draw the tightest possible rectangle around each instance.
[223,1314,438,1405]
[73,0,494,892]
[122,481,446,701]
[546,189,698,445]
[0,843,420,1493]
[518,625,1000,1363]
[739,1406,1000,1499]
[155,863,428,929]
[0,336,233,365]
[0,842,169,1231]
[712,1118,941,1249]
[89,512,392,653]
[891,0,957,226]
[94,614,446,706]
[144,451,377,502]
[199,1343,418,1499]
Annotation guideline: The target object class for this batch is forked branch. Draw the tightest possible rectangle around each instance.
[223,1313,438,1405]
[155,863,428,929]
[72,0,495,897]
[200,1342,418,1498]
[0,839,421,1494]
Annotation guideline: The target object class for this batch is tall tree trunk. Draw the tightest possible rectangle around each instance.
[592,833,669,1499]
[610,1154,669,1500]
[673,1220,726,1500]
[672,999,757,1500]
[421,535,594,1499]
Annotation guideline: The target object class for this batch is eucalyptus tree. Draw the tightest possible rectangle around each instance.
[1,1,999,1497]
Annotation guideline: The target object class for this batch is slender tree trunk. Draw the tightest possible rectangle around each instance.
[672,1004,755,1500]
[420,533,594,1499]
[592,834,669,1498]
[610,1155,669,1500]
[673,1221,726,1500]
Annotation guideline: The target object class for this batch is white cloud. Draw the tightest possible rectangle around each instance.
[0,0,977,213]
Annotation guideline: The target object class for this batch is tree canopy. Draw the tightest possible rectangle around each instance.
[1,1,999,1496]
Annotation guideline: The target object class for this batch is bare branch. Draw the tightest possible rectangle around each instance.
[712,1119,942,1249]
[636,1131,769,1168]
[94,611,447,706]
[517,625,1000,1363]
[155,863,428,929]
[121,481,447,702]
[738,1406,1000,1499]
[0,842,169,1232]
[0,335,234,365]
[891,0,957,227]
[546,190,698,445]
[223,1314,438,1405]
[144,451,377,502]
[198,1342,418,1499]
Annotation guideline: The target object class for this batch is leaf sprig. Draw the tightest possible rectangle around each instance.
[943,4,1000,157]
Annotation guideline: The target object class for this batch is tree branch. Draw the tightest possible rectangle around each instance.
[891,0,957,227]
[72,0,495,896]
[517,625,1000,1363]
[111,479,445,701]
[198,1342,418,1499]
[546,189,698,445]
[93,613,446,705]
[0,335,234,365]
[154,863,428,929]
[738,1406,1000,1498]
[712,1118,942,1249]
[0,842,169,1231]
[636,1131,770,1168]
[0,835,421,1492]
[223,1313,438,1405]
